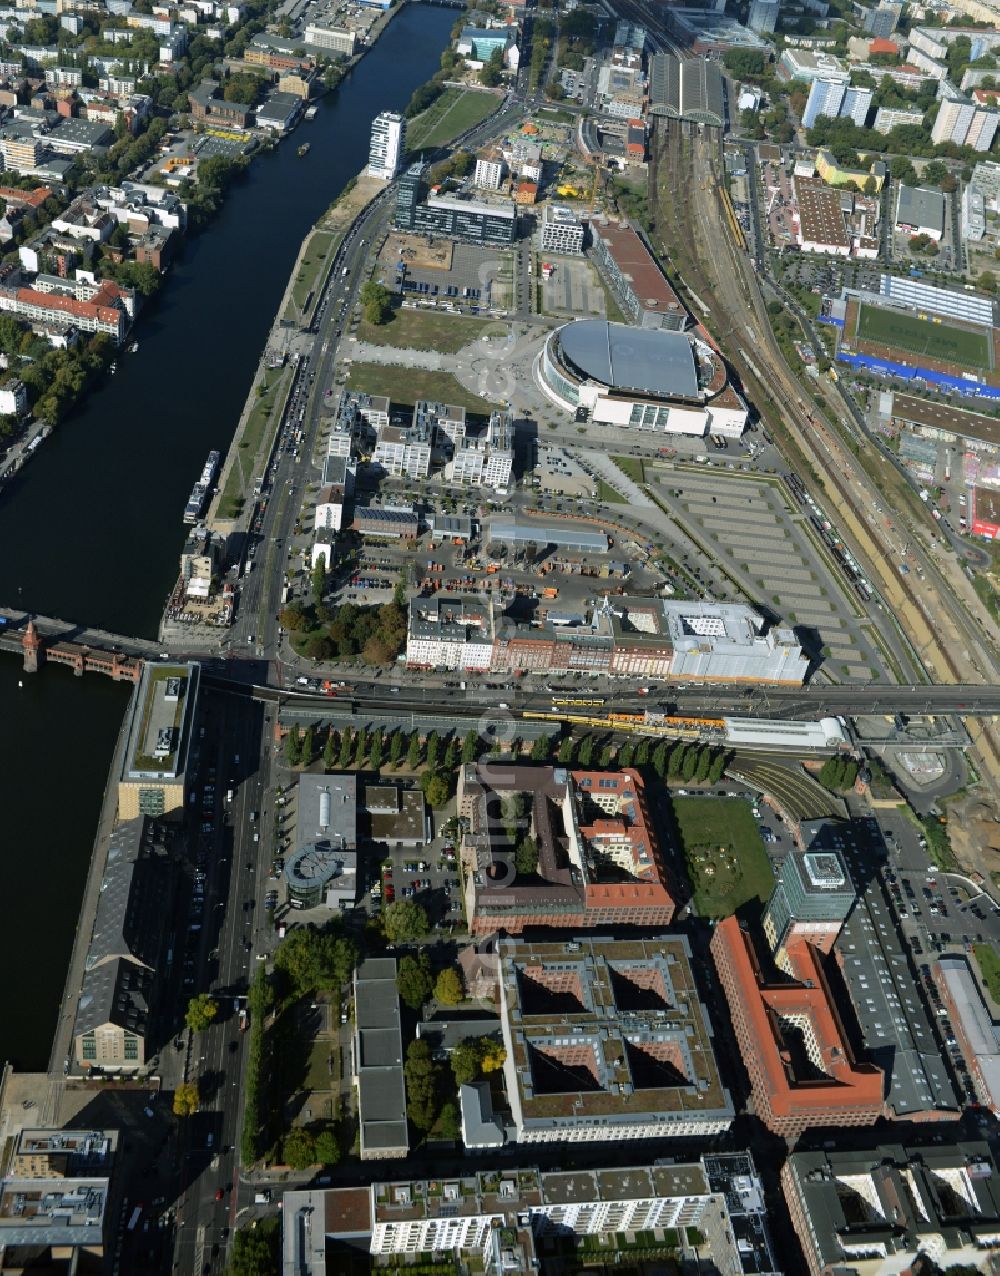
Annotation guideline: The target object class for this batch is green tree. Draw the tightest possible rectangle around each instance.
[360,280,393,325]
[451,1038,482,1085]
[313,1128,340,1167]
[557,736,575,764]
[425,730,441,771]
[280,601,307,631]
[407,732,422,769]
[979,270,997,293]
[353,726,368,767]
[312,559,325,605]
[388,729,404,767]
[578,734,595,767]
[618,741,634,769]
[634,739,651,767]
[652,741,669,776]
[668,743,687,779]
[434,966,464,1006]
[285,725,302,767]
[461,729,479,764]
[369,726,385,771]
[681,747,699,781]
[530,734,552,762]
[323,729,337,772]
[273,924,358,997]
[300,724,314,767]
[599,744,615,766]
[172,1081,199,1117]
[436,1100,461,1139]
[185,993,218,1033]
[383,899,430,943]
[282,1127,316,1170]
[421,770,449,807]
[708,751,727,784]
[404,1038,440,1132]
[337,726,354,769]
[695,745,712,782]
[227,1218,279,1275]
[397,952,434,1010]
[479,46,503,86]
[515,835,539,878]
[443,736,459,772]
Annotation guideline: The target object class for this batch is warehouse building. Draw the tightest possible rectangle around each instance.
[487,518,608,554]
[589,219,688,330]
[353,958,409,1160]
[895,183,946,240]
[783,1142,1000,1276]
[497,935,733,1142]
[938,954,1000,1112]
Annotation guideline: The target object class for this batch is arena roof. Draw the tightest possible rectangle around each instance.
[558,320,699,399]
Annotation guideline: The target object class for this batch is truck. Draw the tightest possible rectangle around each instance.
[541,587,559,598]
[239,1007,248,1032]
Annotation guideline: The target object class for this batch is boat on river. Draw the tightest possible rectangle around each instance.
[298,142,311,157]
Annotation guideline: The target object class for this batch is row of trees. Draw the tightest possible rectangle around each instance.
[286,723,482,778]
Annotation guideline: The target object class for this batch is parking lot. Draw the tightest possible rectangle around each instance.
[374,237,512,313]
[538,255,607,319]
[646,467,885,680]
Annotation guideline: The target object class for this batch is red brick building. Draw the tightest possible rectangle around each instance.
[711,917,884,1139]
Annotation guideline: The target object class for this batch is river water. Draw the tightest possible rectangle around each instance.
[0,3,454,1070]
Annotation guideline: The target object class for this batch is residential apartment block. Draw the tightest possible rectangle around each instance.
[540,203,586,255]
[368,110,405,181]
[931,92,1000,151]
[0,270,132,341]
[292,1153,778,1276]
[442,407,513,492]
[474,150,506,191]
[0,1129,119,1269]
[303,22,356,55]
[458,765,676,937]
[783,1142,1000,1276]
[405,596,495,671]
[497,935,732,1143]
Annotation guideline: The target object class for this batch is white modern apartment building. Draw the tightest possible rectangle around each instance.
[932,93,999,150]
[368,111,406,181]
[540,203,585,254]
[372,424,431,479]
[445,410,514,492]
[474,152,506,191]
[962,182,986,240]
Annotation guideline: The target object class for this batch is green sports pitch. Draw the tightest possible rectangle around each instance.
[856,302,991,371]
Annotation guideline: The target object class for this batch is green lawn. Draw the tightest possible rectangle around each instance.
[975,944,1000,1004]
[596,478,625,503]
[406,87,499,152]
[217,365,287,517]
[613,455,645,483]
[346,361,496,415]
[857,302,991,370]
[356,304,484,353]
[291,232,335,312]
[672,797,774,919]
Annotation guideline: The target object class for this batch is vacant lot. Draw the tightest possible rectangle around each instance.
[356,304,482,353]
[346,361,495,415]
[672,797,774,918]
[857,302,991,370]
[407,87,498,151]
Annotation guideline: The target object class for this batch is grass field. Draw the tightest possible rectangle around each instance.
[975,944,1000,1004]
[346,361,495,415]
[672,797,774,919]
[356,304,483,353]
[406,87,498,152]
[291,232,335,312]
[857,301,991,370]
[613,455,646,483]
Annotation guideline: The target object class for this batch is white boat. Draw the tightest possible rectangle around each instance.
[129,341,139,353]
[305,105,318,120]
[110,362,118,374]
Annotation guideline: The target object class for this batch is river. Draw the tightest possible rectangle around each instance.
[0,2,455,1071]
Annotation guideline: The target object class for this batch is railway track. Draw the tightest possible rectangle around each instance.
[648,120,1000,782]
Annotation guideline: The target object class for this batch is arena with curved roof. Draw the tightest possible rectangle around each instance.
[537,319,748,437]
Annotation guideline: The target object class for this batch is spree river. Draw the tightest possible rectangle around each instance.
[0,3,455,1071]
